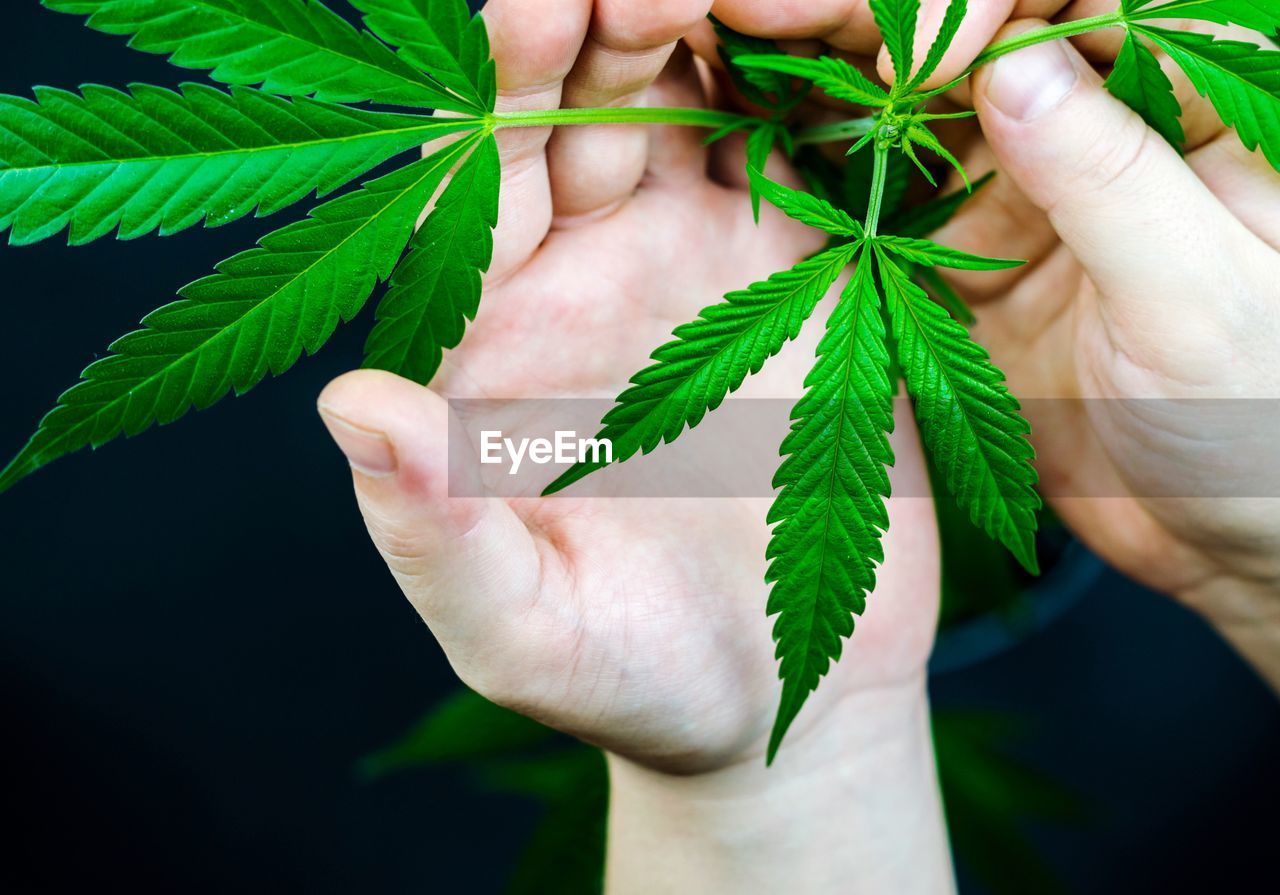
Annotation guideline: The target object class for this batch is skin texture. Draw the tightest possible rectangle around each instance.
[318,0,1280,890]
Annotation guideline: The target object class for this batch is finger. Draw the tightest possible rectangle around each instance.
[1188,131,1280,252]
[645,44,715,178]
[972,20,1264,343]
[483,0,592,282]
[547,0,713,223]
[876,0,1019,90]
[317,371,541,666]
[710,0,883,54]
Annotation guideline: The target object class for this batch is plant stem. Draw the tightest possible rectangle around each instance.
[491,106,754,131]
[864,143,890,239]
[793,117,877,147]
[970,11,1126,69]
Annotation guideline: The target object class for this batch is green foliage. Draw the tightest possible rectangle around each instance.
[1106,33,1187,149]
[0,137,477,494]
[906,0,968,91]
[0,83,465,245]
[747,167,863,237]
[1129,0,1280,34]
[43,0,471,111]
[735,55,891,108]
[1136,25,1280,170]
[544,243,859,496]
[348,0,497,113]
[364,136,500,384]
[710,16,808,111]
[764,254,894,762]
[870,0,920,88]
[876,248,1040,573]
[876,236,1025,271]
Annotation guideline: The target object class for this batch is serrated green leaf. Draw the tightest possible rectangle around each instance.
[906,0,968,92]
[876,247,1040,573]
[765,252,894,763]
[746,123,781,222]
[0,138,477,493]
[364,135,499,385]
[876,236,1025,270]
[710,15,807,110]
[0,82,474,246]
[544,244,859,495]
[871,0,920,89]
[42,0,467,111]
[1136,26,1280,171]
[1129,0,1280,34]
[747,167,864,237]
[734,54,891,108]
[348,0,496,113]
[906,122,971,189]
[1105,33,1187,149]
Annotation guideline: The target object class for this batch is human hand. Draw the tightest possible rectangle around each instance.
[317,7,953,890]
[910,5,1280,682]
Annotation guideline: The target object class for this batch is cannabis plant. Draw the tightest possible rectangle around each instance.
[4,0,1278,760]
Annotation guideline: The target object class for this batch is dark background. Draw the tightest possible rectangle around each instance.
[2,3,1277,893]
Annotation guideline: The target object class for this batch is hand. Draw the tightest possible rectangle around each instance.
[318,2,948,892]
[924,5,1280,681]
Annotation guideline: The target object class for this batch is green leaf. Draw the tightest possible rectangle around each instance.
[543,244,859,495]
[876,236,1025,270]
[906,0,967,92]
[889,171,996,238]
[364,135,499,385]
[876,247,1040,573]
[734,54,891,108]
[917,265,976,325]
[42,0,466,111]
[710,15,807,110]
[765,252,894,763]
[348,0,496,113]
[906,122,971,189]
[0,138,477,493]
[745,122,782,222]
[1129,0,1280,34]
[747,167,864,237]
[0,83,473,246]
[1105,33,1187,149]
[871,0,920,88]
[1137,25,1280,171]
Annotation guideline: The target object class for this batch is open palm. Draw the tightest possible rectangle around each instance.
[319,0,939,774]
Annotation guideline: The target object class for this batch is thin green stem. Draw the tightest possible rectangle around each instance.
[491,106,754,131]
[970,11,1126,69]
[793,117,876,146]
[864,143,890,239]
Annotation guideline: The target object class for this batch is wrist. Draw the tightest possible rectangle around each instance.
[603,676,955,895]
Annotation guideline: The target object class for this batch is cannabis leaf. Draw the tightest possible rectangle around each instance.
[876,236,1025,271]
[710,16,808,110]
[0,83,471,245]
[0,136,478,493]
[1129,0,1280,34]
[906,0,967,92]
[1106,32,1187,149]
[890,171,995,238]
[765,252,894,762]
[349,0,497,113]
[876,247,1040,573]
[1134,25,1280,170]
[544,244,860,495]
[43,0,470,111]
[364,136,500,384]
[735,55,891,108]
[747,167,863,237]
[871,0,920,88]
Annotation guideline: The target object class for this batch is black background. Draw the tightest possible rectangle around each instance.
[1,3,1278,893]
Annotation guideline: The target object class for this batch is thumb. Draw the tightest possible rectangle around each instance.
[317,370,540,658]
[972,22,1252,332]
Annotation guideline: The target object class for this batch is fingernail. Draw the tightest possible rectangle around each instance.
[986,40,1079,122]
[318,406,397,478]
